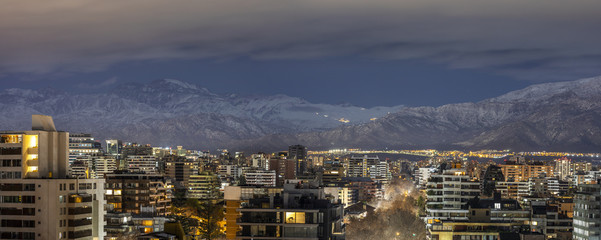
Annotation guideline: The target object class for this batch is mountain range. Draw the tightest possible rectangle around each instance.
[0,79,402,149]
[2,76,601,152]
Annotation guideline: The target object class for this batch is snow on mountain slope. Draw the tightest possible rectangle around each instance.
[235,76,601,152]
[0,79,403,148]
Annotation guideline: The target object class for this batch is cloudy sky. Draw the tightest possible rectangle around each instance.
[1,0,600,107]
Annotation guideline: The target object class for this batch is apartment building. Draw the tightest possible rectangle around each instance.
[0,115,105,240]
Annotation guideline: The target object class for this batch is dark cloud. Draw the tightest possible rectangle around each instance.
[77,77,119,89]
[1,0,601,81]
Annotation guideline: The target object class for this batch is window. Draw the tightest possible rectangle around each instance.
[70,184,75,191]
[24,184,35,191]
[285,212,306,224]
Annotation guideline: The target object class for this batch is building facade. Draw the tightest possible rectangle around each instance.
[0,115,105,240]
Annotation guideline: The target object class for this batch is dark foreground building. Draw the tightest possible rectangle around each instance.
[233,183,345,240]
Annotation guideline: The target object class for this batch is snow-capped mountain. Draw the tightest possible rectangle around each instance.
[0,79,403,149]
[4,76,601,151]
[236,76,601,152]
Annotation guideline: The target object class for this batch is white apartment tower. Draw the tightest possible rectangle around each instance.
[0,115,105,240]
[346,155,390,179]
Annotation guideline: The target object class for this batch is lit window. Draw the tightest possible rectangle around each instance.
[285,212,305,224]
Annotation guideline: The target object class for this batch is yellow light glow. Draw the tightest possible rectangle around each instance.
[27,166,38,173]
[142,220,153,226]
[25,135,38,148]
[285,212,305,224]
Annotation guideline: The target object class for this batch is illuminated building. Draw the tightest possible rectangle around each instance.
[243,169,276,187]
[269,158,296,186]
[105,139,122,159]
[226,184,344,240]
[495,181,529,200]
[429,197,528,240]
[573,183,601,240]
[104,211,136,239]
[414,167,435,189]
[555,157,572,181]
[164,155,199,188]
[346,155,390,180]
[251,153,269,170]
[223,186,284,239]
[425,168,480,222]
[499,163,554,182]
[324,186,353,207]
[0,115,105,239]
[92,155,117,177]
[68,133,102,177]
[125,155,158,174]
[529,204,573,239]
[104,171,171,216]
[188,171,221,200]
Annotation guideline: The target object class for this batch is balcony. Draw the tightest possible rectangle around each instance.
[69,194,93,204]
[27,147,38,155]
[68,229,92,239]
[69,219,93,227]
[69,207,93,215]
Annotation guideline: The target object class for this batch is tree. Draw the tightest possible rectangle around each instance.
[346,180,427,240]
[238,175,247,186]
[189,199,225,240]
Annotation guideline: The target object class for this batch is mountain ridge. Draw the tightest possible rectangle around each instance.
[2,76,601,151]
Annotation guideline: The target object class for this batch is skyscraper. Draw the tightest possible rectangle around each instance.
[288,145,307,176]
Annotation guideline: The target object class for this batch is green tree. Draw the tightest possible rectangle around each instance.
[238,175,247,186]
[189,199,225,240]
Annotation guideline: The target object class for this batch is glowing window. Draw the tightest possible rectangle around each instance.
[106,190,113,195]
[285,212,305,224]
[142,220,153,226]
[114,190,122,195]
[27,166,38,173]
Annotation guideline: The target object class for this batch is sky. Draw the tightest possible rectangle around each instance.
[1,0,601,107]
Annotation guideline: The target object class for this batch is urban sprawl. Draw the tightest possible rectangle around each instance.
[2,115,600,240]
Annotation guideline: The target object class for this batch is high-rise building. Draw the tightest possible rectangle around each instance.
[68,133,102,177]
[346,155,390,180]
[555,157,572,181]
[188,171,221,200]
[482,165,505,196]
[104,171,172,216]
[573,183,601,240]
[105,139,122,159]
[92,155,117,177]
[243,170,276,187]
[499,162,554,182]
[164,155,199,188]
[0,115,105,240]
[251,153,269,170]
[425,168,480,223]
[126,155,158,174]
[288,145,307,175]
[269,158,296,186]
